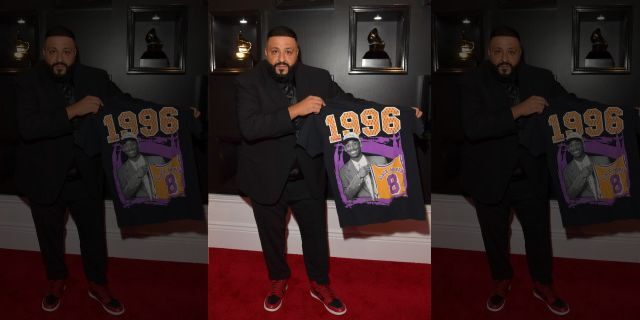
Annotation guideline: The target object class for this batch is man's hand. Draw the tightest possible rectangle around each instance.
[511,96,548,119]
[412,107,424,119]
[357,166,371,179]
[190,107,201,119]
[288,95,325,119]
[66,96,103,119]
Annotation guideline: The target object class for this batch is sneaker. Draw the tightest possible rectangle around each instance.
[42,280,66,312]
[486,279,511,312]
[532,282,570,316]
[309,281,347,316]
[88,282,125,316]
[264,280,288,312]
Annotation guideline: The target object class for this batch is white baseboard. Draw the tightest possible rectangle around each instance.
[431,193,640,263]
[208,194,431,264]
[0,195,207,264]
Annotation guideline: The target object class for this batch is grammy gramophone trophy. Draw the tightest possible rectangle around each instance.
[10,38,31,68]
[139,28,170,68]
[585,28,614,68]
[362,28,391,68]
[230,31,253,68]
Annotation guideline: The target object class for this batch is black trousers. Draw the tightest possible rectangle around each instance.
[474,178,553,284]
[251,179,329,284]
[29,178,108,284]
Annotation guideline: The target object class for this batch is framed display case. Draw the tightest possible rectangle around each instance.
[572,5,632,74]
[0,12,38,74]
[209,11,260,74]
[497,0,556,10]
[275,0,334,10]
[127,5,187,74]
[432,12,483,73]
[349,5,410,74]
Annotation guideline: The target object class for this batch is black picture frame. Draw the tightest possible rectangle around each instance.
[0,12,38,74]
[572,5,632,75]
[55,0,112,9]
[209,10,261,74]
[432,12,483,74]
[275,0,334,10]
[349,5,410,75]
[127,5,187,74]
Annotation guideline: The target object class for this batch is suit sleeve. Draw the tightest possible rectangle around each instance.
[16,76,73,141]
[460,74,517,142]
[235,78,295,141]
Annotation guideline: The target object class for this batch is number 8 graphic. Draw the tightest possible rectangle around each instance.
[610,174,623,195]
[166,174,178,195]
[387,174,400,195]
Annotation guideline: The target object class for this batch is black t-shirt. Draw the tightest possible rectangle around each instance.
[95,96,204,226]
[524,94,640,226]
[299,97,426,227]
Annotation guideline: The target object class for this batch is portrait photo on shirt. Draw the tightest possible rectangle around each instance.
[334,131,408,207]
[112,131,186,207]
[557,130,630,207]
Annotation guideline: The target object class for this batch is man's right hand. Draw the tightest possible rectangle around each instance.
[66,95,103,119]
[288,95,325,119]
[511,95,548,119]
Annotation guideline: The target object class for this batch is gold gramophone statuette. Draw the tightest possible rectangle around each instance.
[457,38,475,61]
[12,39,30,61]
[234,31,252,61]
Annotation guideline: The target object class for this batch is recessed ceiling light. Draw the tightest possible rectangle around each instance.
[462,18,471,24]
[17,18,26,24]
[374,15,382,21]
[596,14,605,21]
[152,14,160,21]
[240,18,248,24]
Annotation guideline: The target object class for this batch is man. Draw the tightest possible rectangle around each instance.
[117,132,165,200]
[563,131,610,200]
[459,26,570,316]
[15,26,124,316]
[339,132,388,200]
[235,26,347,315]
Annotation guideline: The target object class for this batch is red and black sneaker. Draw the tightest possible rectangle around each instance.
[309,281,347,316]
[486,279,511,312]
[88,282,125,316]
[42,280,66,312]
[264,280,288,312]
[533,282,570,316]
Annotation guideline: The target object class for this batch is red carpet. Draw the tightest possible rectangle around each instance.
[0,248,207,320]
[433,248,640,320]
[209,248,430,319]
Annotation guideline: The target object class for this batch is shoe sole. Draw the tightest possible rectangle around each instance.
[88,291,125,316]
[486,300,504,312]
[309,290,347,316]
[533,290,570,316]
[263,284,288,312]
[41,284,66,312]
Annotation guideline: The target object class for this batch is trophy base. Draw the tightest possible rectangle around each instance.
[362,58,391,68]
[140,59,170,68]
[585,58,614,68]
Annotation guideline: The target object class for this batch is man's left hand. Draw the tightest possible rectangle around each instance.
[412,107,424,119]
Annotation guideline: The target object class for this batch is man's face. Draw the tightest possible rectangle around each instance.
[488,36,522,77]
[344,139,362,159]
[264,36,299,76]
[43,36,77,77]
[567,139,585,159]
[122,139,140,159]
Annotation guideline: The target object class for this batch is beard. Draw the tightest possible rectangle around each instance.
[494,62,513,77]
[273,61,291,78]
[48,62,71,79]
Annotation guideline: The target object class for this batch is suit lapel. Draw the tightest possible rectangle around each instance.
[259,61,290,110]
[518,65,534,101]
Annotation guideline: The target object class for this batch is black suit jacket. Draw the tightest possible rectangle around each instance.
[235,60,346,205]
[15,62,121,205]
[459,62,567,204]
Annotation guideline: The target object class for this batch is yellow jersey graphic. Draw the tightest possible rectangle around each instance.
[149,155,186,200]
[371,155,407,200]
[594,155,630,200]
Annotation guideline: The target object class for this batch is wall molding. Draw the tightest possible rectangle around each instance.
[432,193,640,263]
[208,194,431,264]
[0,195,207,264]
